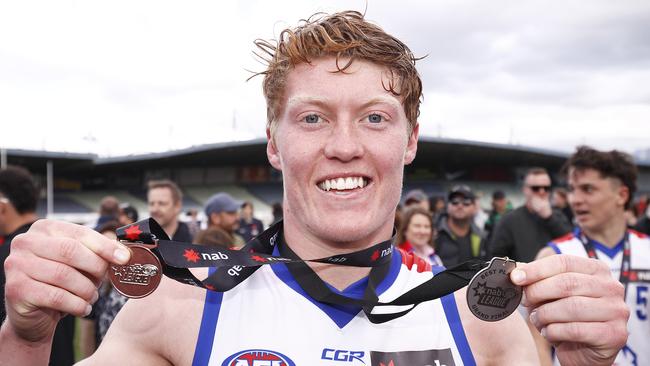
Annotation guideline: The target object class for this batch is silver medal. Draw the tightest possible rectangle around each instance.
[466,257,522,322]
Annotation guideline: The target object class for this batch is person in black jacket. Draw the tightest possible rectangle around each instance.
[435,185,488,266]
[490,167,572,262]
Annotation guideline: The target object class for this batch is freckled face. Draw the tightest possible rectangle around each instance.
[267,57,418,245]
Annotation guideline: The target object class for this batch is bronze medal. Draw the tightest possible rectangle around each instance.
[109,244,162,299]
[466,257,522,322]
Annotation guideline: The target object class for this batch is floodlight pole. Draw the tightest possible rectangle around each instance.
[47,160,53,218]
[0,148,6,170]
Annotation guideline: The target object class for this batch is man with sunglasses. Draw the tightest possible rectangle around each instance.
[490,168,572,262]
[435,185,488,266]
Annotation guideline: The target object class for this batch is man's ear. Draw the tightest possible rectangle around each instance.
[618,184,630,209]
[266,126,282,171]
[404,123,419,165]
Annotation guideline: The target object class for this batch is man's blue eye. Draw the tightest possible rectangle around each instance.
[304,114,320,123]
[368,113,383,123]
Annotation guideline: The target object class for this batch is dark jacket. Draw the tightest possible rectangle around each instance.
[489,206,572,263]
[435,215,488,267]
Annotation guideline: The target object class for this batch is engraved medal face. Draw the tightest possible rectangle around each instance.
[467,257,522,322]
[109,244,162,299]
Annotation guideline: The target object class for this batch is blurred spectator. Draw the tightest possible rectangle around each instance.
[117,203,138,226]
[435,185,487,266]
[552,187,574,224]
[0,166,75,366]
[78,221,128,359]
[185,208,201,238]
[490,168,572,262]
[147,179,193,242]
[394,203,403,232]
[635,206,650,235]
[94,196,119,231]
[472,191,488,230]
[236,201,264,242]
[403,189,430,211]
[634,194,648,218]
[201,192,244,247]
[429,195,446,225]
[484,190,509,239]
[396,206,443,266]
[272,202,283,224]
[194,226,234,248]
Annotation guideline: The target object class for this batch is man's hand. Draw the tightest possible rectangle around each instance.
[529,196,552,219]
[3,219,131,344]
[511,254,629,366]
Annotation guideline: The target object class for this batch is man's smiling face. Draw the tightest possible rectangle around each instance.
[267,56,418,245]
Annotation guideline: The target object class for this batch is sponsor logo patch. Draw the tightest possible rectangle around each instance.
[222,349,295,366]
[370,349,456,366]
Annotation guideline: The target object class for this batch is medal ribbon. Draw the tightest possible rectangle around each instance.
[116,218,488,323]
[577,228,633,297]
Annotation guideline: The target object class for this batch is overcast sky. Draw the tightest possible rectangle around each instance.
[1,0,649,157]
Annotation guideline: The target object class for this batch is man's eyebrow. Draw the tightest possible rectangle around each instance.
[285,96,401,110]
[358,97,402,111]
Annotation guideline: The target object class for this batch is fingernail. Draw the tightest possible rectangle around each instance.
[529,311,539,328]
[113,247,130,264]
[511,269,526,284]
[91,291,99,304]
[84,304,92,317]
[520,290,527,305]
[540,327,547,338]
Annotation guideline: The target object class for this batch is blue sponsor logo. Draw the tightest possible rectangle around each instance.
[321,348,365,363]
[222,349,295,366]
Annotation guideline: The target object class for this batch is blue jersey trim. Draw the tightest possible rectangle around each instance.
[192,267,223,366]
[547,242,562,254]
[592,240,624,259]
[441,293,476,366]
[270,245,402,329]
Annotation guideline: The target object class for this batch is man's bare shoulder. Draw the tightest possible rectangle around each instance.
[80,268,209,365]
[455,288,539,366]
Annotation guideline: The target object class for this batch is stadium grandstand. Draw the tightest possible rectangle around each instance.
[3,137,650,227]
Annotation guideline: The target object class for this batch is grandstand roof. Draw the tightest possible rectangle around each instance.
[6,137,650,172]
[4,148,95,173]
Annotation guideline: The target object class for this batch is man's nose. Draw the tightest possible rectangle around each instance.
[323,120,364,162]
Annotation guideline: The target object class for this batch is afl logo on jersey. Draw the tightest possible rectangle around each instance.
[221,349,296,366]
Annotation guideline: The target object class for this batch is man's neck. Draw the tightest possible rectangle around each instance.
[282,215,393,292]
[448,217,470,237]
[583,215,628,248]
[4,213,38,235]
[163,220,179,239]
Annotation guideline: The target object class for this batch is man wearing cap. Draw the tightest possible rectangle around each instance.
[403,188,430,212]
[435,185,488,266]
[202,192,244,247]
[489,168,572,262]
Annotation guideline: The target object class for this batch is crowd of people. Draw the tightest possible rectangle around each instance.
[0,170,270,364]
[0,10,644,366]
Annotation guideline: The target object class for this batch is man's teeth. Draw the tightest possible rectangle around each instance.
[319,177,367,191]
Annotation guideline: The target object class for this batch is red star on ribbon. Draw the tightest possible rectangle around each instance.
[379,361,395,366]
[124,225,142,241]
[205,284,215,291]
[251,255,267,262]
[371,249,380,261]
[183,249,200,263]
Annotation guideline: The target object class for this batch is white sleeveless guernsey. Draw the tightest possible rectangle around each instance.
[548,228,650,366]
[192,248,475,366]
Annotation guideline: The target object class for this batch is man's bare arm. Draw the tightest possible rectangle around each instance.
[457,288,540,366]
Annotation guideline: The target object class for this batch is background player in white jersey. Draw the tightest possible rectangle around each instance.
[1,11,628,366]
[537,146,648,365]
